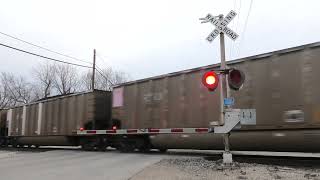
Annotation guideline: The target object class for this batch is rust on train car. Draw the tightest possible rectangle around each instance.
[112,42,320,130]
[8,90,112,137]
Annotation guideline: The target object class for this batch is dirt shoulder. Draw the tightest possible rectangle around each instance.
[131,157,320,180]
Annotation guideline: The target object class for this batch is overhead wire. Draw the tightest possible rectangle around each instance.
[228,0,237,60]
[95,67,114,85]
[96,53,112,71]
[237,0,253,57]
[0,33,116,86]
[96,51,130,72]
[95,52,112,83]
[92,51,113,85]
[0,31,92,65]
[0,42,92,68]
[231,0,242,60]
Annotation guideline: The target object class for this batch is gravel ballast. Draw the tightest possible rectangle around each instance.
[131,157,320,180]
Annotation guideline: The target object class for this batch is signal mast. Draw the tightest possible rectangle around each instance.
[200,10,252,164]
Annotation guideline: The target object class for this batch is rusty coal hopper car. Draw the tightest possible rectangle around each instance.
[1,90,111,147]
[112,42,320,152]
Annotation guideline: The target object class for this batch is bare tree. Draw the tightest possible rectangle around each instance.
[81,70,93,91]
[0,76,12,108]
[53,63,80,95]
[81,67,130,91]
[0,72,33,107]
[0,62,127,108]
[105,68,130,88]
[32,62,55,99]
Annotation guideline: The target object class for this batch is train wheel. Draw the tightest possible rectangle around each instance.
[79,137,95,151]
[159,148,167,153]
[10,138,18,148]
[139,147,150,153]
[97,137,108,151]
[0,137,6,147]
[118,142,135,153]
[12,142,18,148]
[81,143,94,151]
[138,141,151,153]
[98,144,107,151]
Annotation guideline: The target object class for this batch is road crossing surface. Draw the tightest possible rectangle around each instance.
[0,149,164,180]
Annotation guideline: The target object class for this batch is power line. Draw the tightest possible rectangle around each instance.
[96,52,112,68]
[0,31,92,65]
[230,0,242,59]
[237,0,254,57]
[0,42,91,68]
[95,67,114,85]
[229,0,237,60]
[93,51,117,85]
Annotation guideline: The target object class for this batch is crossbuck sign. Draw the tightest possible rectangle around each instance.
[201,10,239,42]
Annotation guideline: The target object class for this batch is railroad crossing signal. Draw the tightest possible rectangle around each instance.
[202,71,219,91]
[199,10,248,164]
[202,69,245,92]
[200,10,239,42]
[228,69,245,90]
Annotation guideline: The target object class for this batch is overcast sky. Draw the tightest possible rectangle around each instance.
[0,0,319,80]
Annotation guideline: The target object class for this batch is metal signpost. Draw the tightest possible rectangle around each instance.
[200,10,239,164]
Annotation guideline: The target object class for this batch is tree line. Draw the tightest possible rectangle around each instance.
[0,62,130,108]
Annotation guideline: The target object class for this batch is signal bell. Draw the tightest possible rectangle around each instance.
[228,69,245,90]
[202,71,219,91]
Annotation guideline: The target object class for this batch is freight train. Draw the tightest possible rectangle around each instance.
[1,42,320,152]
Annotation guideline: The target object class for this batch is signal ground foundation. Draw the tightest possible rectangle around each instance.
[223,152,233,164]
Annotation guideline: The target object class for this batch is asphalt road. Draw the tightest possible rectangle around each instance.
[1,148,320,180]
[0,149,164,180]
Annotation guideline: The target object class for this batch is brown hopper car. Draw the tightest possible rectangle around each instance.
[1,90,111,147]
[112,42,320,152]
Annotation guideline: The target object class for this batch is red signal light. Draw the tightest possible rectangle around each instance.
[112,126,117,130]
[80,127,84,131]
[202,71,219,91]
[228,69,245,90]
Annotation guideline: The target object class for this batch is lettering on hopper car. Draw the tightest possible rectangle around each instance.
[143,93,163,103]
[283,110,304,123]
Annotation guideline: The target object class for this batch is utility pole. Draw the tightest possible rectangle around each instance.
[92,49,96,130]
[92,49,96,91]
